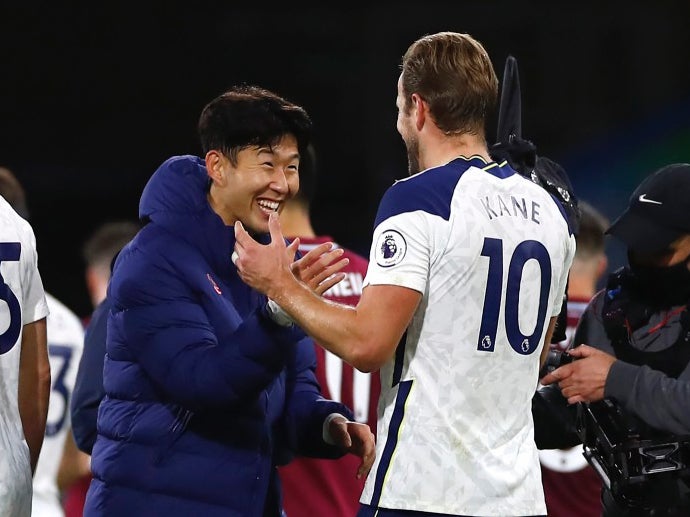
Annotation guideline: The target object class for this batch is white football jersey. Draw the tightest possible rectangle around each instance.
[32,293,85,517]
[360,156,575,516]
[0,196,49,517]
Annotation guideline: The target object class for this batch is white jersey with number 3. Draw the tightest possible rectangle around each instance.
[0,196,49,517]
[360,156,575,516]
[32,293,85,517]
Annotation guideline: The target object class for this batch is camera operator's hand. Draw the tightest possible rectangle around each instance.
[540,344,617,404]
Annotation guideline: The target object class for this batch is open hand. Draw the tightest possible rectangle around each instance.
[234,212,348,297]
[291,241,348,296]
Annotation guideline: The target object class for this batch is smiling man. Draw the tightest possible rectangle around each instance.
[83,85,375,517]
[233,33,576,517]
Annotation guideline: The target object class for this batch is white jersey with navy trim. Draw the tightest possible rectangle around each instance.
[32,293,85,517]
[0,195,49,517]
[360,156,576,516]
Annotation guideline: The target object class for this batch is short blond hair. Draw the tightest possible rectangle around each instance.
[400,32,498,136]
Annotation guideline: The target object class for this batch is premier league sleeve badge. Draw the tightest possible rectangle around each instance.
[375,229,407,267]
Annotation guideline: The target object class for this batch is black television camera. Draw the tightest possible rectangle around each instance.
[576,397,690,506]
[539,348,573,378]
[536,348,690,507]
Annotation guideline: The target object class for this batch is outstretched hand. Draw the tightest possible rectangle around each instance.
[327,415,376,480]
[233,212,348,298]
[291,241,348,296]
[540,344,616,404]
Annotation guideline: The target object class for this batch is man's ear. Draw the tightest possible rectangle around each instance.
[412,93,427,131]
[205,151,225,185]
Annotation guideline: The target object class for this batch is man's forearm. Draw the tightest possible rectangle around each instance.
[18,318,50,474]
[271,277,363,365]
[270,276,418,372]
[233,216,417,371]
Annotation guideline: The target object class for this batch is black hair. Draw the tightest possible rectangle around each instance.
[198,85,313,164]
[0,167,30,220]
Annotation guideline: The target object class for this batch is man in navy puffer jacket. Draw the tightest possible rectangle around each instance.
[83,85,375,516]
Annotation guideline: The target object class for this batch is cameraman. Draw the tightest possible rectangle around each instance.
[541,163,690,516]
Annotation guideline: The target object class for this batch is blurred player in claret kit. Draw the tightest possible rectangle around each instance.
[278,144,380,517]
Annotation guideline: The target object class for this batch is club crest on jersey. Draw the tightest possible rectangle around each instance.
[206,273,222,295]
[375,229,406,267]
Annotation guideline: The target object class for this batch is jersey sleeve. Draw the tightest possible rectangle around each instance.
[363,186,434,294]
[551,233,576,317]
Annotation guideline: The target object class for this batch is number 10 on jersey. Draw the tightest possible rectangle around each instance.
[477,237,551,356]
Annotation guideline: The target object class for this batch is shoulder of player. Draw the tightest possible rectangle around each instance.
[113,228,201,283]
[0,204,38,252]
[384,156,507,204]
[45,292,86,338]
[376,164,465,225]
[513,174,575,233]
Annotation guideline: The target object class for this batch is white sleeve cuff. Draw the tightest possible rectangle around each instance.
[322,412,346,445]
[266,299,294,327]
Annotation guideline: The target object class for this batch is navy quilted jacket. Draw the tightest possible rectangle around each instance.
[84,155,352,516]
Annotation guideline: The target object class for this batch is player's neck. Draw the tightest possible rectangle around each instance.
[567,275,597,300]
[421,132,491,170]
[280,204,316,239]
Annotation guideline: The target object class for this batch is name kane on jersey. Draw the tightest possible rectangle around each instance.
[480,194,542,224]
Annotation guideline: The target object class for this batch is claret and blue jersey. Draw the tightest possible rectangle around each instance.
[360,155,575,516]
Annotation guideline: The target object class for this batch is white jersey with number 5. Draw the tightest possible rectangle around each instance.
[0,196,49,517]
[360,156,575,516]
[32,292,85,517]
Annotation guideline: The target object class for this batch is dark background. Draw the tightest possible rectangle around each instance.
[1,2,689,318]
